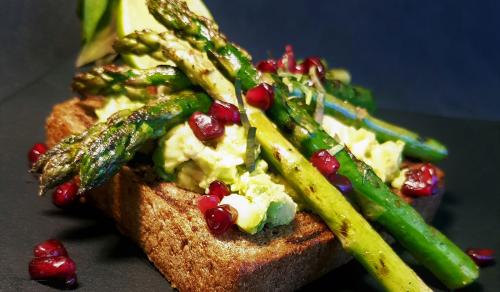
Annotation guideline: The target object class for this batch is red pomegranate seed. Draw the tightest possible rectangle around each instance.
[197,195,220,215]
[402,163,439,197]
[245,83,274,110]
[220,204,238,223]
[28,143,48,165]
[34,239,68,258]
[256,59,278,73]
[188,112,225,142]
[204,206,235,235]
[208,100,241,125]
[310,150,340,176]
[208,180,231,200]
[302,57,326,79]
[466,248,495,266]
[52,181,79,208]
[277,45,297,72]
[29,256,76,281]
[328,174,353,194]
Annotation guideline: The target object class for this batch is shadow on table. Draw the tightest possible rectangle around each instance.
[41,205,146,262]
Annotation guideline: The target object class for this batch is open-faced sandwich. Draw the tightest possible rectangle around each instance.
[28,0,482,291]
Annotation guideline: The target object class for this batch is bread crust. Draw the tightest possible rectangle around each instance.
[45,98,443,291]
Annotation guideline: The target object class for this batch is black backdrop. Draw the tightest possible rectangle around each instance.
[1,0,499,120]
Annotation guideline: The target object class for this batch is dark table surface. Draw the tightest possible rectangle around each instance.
[0,59,499,291]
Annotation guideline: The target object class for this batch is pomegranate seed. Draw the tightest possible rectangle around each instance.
[34,239,68,258]
[277,45,297,72]
[310,150,340,176]
[328,174,353,194]
[197,195,220,215]
[208,180,231,200]
[28,143,48,165]
[466,248,495,266]
[52,181,79,208]
[402,163,439,197]
[188,112,225,142]
[256,59,278,73]
[204,206,235,235]
[245,83,274,110]
[220,204,238,223]
[29,256,76,281]
[208,100,241,125]
[302,57,326,79]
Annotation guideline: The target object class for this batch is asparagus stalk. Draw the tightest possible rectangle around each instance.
[73,64,193,100]
[139,1,476,288]
[31,113,126,194]
[325,91,448,161]
[321,72,446,161]
[292,80,448,162]
[271,81,479,288]
[250,110,431,292]
[115,14,430,292]
[33,91,211,193]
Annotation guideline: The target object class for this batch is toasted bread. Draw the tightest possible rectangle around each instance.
[45,98,443,291]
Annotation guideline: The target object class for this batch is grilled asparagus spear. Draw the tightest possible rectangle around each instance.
[115,5,430,291]
[287,77,448,161]
[137,0,476,288]
[73,64,193,100]
[32,91,211,193]
[31,113,126,194]
[271,81,479,288]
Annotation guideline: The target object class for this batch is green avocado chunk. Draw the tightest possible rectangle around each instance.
[220,194,267,234]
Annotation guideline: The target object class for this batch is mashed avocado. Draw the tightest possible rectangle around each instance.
[322,115,405,183]
[154,123,247,188]
[220,194,267,234]
[231,160,297,229]
[155,123,297,234]
[95,96,144,122]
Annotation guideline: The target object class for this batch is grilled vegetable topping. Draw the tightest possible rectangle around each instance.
[120,1,432,289]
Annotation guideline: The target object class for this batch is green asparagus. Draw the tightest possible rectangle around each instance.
[138,0,476,288]
[289,77,448,162]
[271,81,479,288]
[114,2,432,290]
[73,64,193,100]
[33,91,211,193]
[31,114,125,194]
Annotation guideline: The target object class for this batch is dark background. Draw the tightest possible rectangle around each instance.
[0,1,499,291]
[1,0,499,120]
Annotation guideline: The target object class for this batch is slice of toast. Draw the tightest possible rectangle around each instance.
[45,98,443,291]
